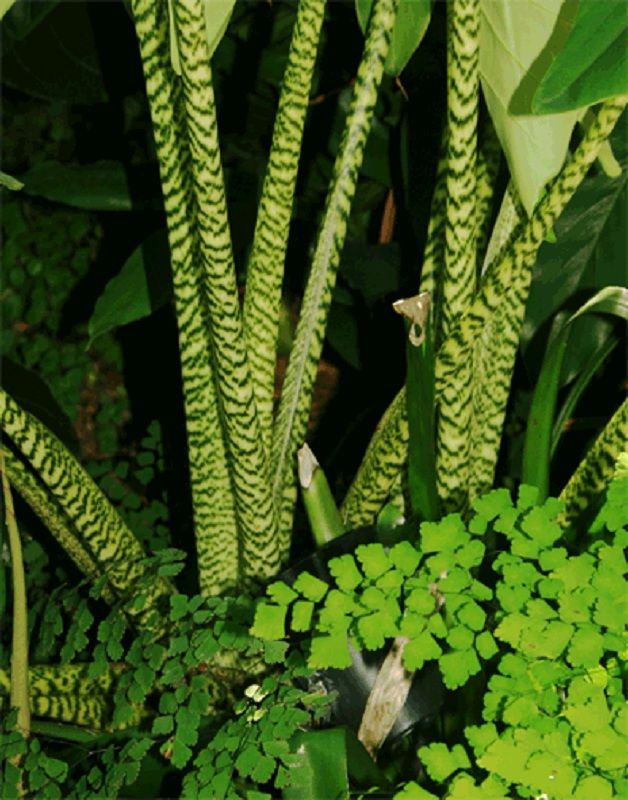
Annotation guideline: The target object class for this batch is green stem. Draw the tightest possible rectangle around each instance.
[1,448,115,604]
[272,0,399,535]
[131,0,238,594]
[440,0,480,340]
[243,0,327,455]
[298,444,344,546]
[0,390,171,627]
[436,97,627,510]
[1,451,30,794]
[341,389,408,529]
[173,0,279,585]
[558,398,628,530]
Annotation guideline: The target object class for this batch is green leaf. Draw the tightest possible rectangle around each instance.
[356,0,431,76]
[293,571,329,602]
[522,286,628,499]
[250,603,286,641]
[418,742,471,783]
[309,634,352,669]
[355,543,389,579]
[530,0,628,113]
[88,230,172,344]
[480,0,580,213]
[284,729,349,800]
[328,555,363,591]
[19,160,159,211]
[0,170,23,191]
[521,118,627,385]
[203,0,236,58]
[403,631,442,671]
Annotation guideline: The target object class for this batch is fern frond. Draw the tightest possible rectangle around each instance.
[272,0,399,533]
[243,0,326,454]
[131,0,238,594]
[173,0,280,583]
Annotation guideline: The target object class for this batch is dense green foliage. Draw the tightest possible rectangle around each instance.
[1,0,626,797]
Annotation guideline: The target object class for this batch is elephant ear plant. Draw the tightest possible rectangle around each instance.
[0,0,626,796]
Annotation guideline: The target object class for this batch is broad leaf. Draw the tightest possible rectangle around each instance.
[356,0,431,76]
[480,0,580,214]
[2,1,108,103]
[284,728,349,800]
[0,171,23,191]
[19,160,161,211]
[88,230,172,345]
[521,118,627,386]
[531,0,628,114]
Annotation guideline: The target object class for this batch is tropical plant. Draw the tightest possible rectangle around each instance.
[0,0,626,796]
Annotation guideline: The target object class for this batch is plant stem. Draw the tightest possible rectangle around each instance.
[243,0,327,457]
[131,0,239,594]
[436,96,628,509]
[434,0,481,512]
[298,444,343,546]
[341,389,408,528]
[173,0,280,584]
[1,451,30,794]
[1,448,114,604]
[0,390,171,627]
[272,0,399,530]
[440,0,480,340]
[557,398,628,530]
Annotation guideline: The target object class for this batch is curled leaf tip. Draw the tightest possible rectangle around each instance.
[393,292,430,347]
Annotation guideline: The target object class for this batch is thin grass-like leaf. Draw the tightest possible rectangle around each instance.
[551,334,620,459]
[522,287,628,499]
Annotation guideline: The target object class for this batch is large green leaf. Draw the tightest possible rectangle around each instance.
[521,117,627,385]
[531,0,628,114]
[1,1,107,103]
[356,0,431,76]
[88,230,172,345]
[284,728,349,800]
[479,0,580,214]
[19,161,161,211]
[522,287,628,501]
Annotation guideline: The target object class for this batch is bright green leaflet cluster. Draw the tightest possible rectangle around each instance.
[254,476,628,798]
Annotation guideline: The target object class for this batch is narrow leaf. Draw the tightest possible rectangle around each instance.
[522,287,628,500]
